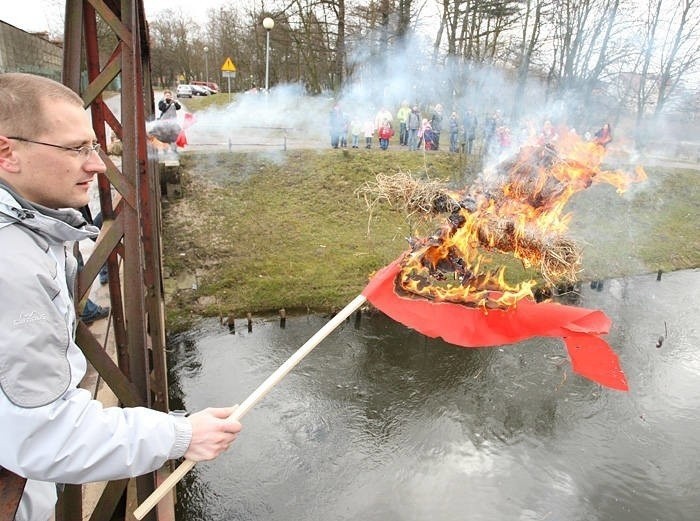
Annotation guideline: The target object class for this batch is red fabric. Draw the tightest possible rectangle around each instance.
[175,113,196,148]
[175,130,187,148]
[362,260,628,391]
[182,112,196,129]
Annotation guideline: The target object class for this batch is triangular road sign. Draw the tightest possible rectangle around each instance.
[221,57,236,72]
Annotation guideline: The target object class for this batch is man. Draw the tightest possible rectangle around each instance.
[406,106,421,151]
[429,103,443,150]
[462,109,478,155]
[396,100,410,146]
[157,90,180,119]
[0,73,242,521]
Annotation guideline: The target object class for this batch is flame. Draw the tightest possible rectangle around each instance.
[398,127,646,310]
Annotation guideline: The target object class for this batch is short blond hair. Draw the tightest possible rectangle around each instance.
[0,73,84,138]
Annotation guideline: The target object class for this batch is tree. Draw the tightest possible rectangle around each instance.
[143,0,700,131]
[512,0,549,121]
[149,9,202,87]
[652,0,700,117]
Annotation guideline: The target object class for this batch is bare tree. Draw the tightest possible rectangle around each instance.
[143,0,700,129]
[203,6,250,90]
[578,0,621,120]
[512,0,549,121]
[619,0,700,144]
[632,0,664,131]
[652,0,700,116]
[327,0,348,89]
[149,10,202,87]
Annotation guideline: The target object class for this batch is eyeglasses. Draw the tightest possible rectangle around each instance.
[7,137,101,159]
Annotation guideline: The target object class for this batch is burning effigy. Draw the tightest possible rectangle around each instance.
[358,129,646,310]
[353,128,647,392]
[146,112,196,151]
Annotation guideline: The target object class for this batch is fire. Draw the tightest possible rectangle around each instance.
[397,127,646,310]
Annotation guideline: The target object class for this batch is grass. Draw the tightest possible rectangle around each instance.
[161,147,699,331]
[180,92,236,111]
[566,167,699,277]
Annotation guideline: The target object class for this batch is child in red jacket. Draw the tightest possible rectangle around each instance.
[378,120,394,150]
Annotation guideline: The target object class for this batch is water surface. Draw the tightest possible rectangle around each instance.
[169,269,699,521]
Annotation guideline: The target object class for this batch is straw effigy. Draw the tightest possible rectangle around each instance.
[357,171,582,286]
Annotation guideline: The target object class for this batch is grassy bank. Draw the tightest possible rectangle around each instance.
[162,148,699,331]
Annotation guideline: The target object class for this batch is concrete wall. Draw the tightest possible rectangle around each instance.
[0,20,62,80]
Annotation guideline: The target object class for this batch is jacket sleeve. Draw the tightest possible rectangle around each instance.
[0,230,191,483]
[0,386,192,483]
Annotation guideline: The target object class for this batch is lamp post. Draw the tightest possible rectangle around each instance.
[203,46,209,82]
[262,17,274,93]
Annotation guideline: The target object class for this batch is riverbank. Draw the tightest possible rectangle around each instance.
[161,148,699,332]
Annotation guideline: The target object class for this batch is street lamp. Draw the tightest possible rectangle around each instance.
[263,17,274,93]
[203,46,209,82]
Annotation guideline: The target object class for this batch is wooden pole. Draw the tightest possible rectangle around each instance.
[133,294,368,519]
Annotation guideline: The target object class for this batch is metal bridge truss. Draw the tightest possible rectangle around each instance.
[58,1,170,519]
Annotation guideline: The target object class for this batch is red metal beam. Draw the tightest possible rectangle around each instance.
[59,0,171,519]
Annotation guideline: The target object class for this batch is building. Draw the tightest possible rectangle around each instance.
[0,20,62,79]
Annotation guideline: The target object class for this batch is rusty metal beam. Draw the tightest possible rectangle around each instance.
[0,468,25,521]
[75,323,143,407]
[77,211,124,297]
[59,0,171,519]
[57,484,82,521]
[87,479,129,521]
[62,0,83,90]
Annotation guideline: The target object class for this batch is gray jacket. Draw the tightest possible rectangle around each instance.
[0,182,191,521]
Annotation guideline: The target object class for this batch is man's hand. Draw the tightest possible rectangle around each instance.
[184,406,242,461]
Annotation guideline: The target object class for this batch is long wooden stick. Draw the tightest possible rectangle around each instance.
[133,294,367,520]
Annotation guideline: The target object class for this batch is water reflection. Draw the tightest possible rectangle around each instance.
[169,269,700,521]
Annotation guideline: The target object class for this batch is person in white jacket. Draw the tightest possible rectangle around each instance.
[0,72,242,521]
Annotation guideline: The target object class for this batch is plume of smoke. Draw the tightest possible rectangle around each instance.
[154,30,632,160]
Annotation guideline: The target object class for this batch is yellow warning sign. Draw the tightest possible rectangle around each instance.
[221,57,236,72]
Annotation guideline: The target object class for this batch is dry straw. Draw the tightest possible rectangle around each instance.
[356,171,582,288]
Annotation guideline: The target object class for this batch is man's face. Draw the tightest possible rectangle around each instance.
[164,91,172,101]
[8,99,106,209]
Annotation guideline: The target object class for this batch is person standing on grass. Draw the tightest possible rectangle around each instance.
[463,109,478,155]
[396,100,411,146]
[378,120,394,150]
[0,72,242,521]
[406,106,421,151]
[329,104,344,149]
[430,103,444,150]
[449,111,460,153]
[363,118,375,149]
[350,118,362,148]
[593,122,612,147]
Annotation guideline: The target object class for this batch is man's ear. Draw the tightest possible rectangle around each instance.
[0,136,20,173]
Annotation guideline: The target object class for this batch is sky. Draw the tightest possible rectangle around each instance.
[1,0,222,34]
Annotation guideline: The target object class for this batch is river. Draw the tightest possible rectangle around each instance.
[167,269,700,521]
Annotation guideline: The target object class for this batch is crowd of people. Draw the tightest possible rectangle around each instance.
[328,102,613,157]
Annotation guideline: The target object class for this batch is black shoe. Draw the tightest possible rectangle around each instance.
[82,306,110,324]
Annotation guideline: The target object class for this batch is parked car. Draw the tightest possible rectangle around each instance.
[176,84,192,98]
[190,84,211,96]
[192,81,219,93]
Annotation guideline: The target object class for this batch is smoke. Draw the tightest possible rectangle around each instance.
[161,31,616,158]
[179,84,332,151]
[142,26,668,195]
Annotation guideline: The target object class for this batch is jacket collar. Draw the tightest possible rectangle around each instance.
[0,180,99,242]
